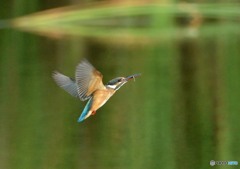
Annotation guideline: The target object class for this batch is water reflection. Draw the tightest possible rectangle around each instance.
[0,1,240,169]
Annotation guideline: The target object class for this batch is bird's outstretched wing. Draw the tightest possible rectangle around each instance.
[52,71,79,98]
[75,59,105,101]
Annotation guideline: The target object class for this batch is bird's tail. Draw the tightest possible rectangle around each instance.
[78,97,93,122]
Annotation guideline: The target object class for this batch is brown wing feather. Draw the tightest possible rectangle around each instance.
[75,59,105,101]
[86,69,104,96]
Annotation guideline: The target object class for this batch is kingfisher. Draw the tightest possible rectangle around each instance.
[52,59,141,122]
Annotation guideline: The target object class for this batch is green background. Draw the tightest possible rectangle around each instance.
[0,0,239,169]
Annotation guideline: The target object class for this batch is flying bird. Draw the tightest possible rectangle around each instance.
[52,59,141,122]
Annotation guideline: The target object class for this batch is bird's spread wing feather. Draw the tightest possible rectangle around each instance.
[52,71,79,98]
[75,60,105,101]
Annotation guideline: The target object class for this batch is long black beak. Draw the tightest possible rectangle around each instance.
[125,73,141,81]
[114,73,141,90]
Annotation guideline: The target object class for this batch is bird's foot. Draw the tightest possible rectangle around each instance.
[91,111,96,115]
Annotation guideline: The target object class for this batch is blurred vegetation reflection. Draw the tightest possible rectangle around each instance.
[0,1,240,169]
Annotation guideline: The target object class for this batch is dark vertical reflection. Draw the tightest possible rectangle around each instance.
[176,39,202,169]
[175,35,227,169]
[203,38,223,162]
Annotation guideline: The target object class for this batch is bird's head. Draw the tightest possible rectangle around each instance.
[106,73,141,91]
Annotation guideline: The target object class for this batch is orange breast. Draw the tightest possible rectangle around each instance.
[90,89,115,112]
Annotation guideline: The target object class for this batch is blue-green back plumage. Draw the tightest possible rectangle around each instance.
[78,97,93,122]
